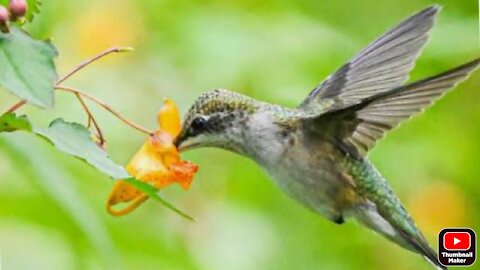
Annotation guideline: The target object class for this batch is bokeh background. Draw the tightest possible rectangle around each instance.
[0,0,478,269]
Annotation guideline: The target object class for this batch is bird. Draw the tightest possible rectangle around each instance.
[174,6,479,270]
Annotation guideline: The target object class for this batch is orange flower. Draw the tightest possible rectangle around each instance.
[106,99,198,216]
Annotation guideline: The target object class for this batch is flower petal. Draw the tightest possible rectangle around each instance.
[170,160,199,190]
[107,98,199,216]
[158,98,181,138]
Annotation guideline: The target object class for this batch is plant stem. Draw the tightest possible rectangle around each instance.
[86,115,93,129]
[56,86,153,135]
[5,99,26,113]
[73,92,105,145]
[56,46,133,85]
[3,47,150,138]
[4,47,133,114]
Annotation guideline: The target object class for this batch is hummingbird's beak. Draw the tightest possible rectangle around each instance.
[174,133,201,152]
[174,132,192,152]
[173,134,184,150]
[176,140,198,152]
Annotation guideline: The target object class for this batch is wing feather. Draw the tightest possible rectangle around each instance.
[314,59,480,156]
[300,6,439,114]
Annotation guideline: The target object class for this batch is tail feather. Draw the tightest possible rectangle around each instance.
[351,203,447,270]
[397,230,447,270]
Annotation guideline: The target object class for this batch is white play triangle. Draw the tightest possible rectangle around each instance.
[453,237,461,246]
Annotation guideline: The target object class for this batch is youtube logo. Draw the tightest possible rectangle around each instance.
[444,232,471,251]
[439,228,476,267]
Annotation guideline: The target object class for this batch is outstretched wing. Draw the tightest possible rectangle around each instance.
[299,6,439,115]
[312,59,480,157]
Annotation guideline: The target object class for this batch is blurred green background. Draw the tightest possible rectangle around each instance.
[0,0,478,269]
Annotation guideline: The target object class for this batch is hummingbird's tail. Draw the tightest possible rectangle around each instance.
[347,158,446,269]
[351,202,446,270]
[346,58,480,268]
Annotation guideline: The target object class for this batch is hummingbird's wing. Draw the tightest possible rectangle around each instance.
[313,59,480,156]
[299,6,438,115]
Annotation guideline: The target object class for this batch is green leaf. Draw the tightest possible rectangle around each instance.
[123,178,194,221]
[0,116,193,220]
[0,26,57,108]
[34,119,193,220]
[0,112,32,132]
[25,0,41,22]
[34,118,129,179]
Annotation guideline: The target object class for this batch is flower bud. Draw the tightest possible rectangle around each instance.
[9,0,27,21]
[0,6,10,33]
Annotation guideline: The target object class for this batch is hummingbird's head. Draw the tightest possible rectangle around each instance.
[175,89,259,152]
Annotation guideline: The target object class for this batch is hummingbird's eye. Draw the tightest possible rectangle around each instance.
[190,117,207,133]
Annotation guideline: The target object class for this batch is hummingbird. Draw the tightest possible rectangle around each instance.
[175,6,479,269]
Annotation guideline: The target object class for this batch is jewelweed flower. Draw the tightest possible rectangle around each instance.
[107,99,198,216]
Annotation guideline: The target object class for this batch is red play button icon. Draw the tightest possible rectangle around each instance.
[438,228,476,266]
[443,232,471,251]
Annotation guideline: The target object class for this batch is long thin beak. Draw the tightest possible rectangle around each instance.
[175,137,201,152]
[173,135,182,149]
[173,134,190,152]
[177,141,197,152]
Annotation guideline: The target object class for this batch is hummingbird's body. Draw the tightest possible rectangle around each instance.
[236,103,356,223]
[189,90,424,249]
[175,6,479,270]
